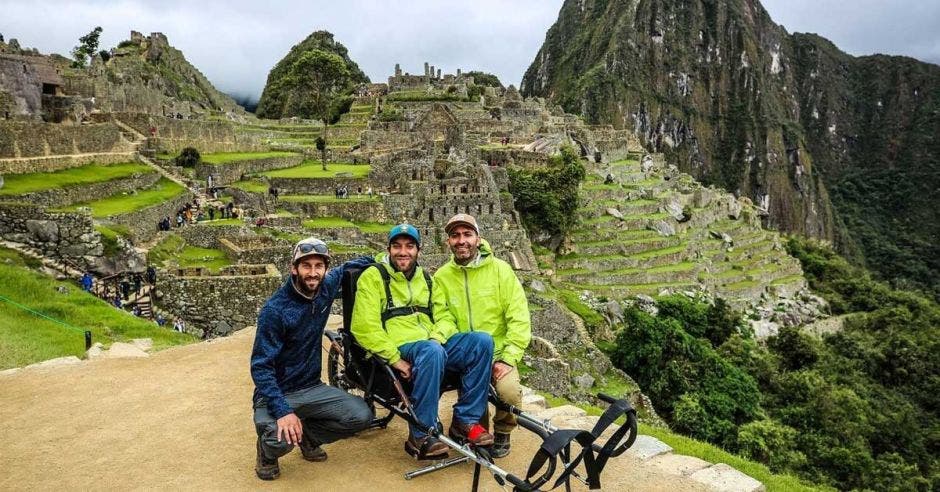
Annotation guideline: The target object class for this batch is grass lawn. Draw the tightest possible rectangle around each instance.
[58,178,186,217]
[148,234,232,272]
[0,162,152,196]
[280,194,377,203]
[200,218,245,227]
[228,180,268,194]
[260,162,371,179]
[303,217,357,229]
[353,221,392,233]
[199,151,298,165]
[0,249,194,369]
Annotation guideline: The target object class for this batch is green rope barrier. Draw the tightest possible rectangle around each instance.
[0,294,87,333]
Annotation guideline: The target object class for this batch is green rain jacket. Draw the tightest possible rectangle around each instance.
[432,239,531,367]
[350,254,446,365]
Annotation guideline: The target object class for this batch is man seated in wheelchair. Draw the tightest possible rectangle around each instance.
[351,223,496,459]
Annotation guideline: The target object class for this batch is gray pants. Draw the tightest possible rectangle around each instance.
[254,384,373,460]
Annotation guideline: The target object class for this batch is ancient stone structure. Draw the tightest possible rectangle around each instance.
[0,203,101,267]
[156,264,282,336]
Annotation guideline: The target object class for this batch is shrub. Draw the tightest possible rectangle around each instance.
[174,147,200,168]
[507,145,585,238]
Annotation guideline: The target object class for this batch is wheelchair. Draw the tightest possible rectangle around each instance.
[325,264,638,491]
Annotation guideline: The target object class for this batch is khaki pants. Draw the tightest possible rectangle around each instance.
[484,366,523,434]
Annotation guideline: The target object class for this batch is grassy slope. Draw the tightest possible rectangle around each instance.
[199,151,297,164]
[147,234,232,272]
[0,249,194,369]
[58,178,186,217]
[0,162,152,195]
[259,162,371,178]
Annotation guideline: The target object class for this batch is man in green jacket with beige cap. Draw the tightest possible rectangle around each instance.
[433,213,532,458]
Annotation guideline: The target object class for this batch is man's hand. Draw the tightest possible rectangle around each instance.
[392,359,412,380]
[493,361,513,382]
[276,413,303,445]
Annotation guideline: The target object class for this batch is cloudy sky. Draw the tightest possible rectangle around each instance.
[2,0,938,102]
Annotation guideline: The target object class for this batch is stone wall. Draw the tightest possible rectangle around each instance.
[218,236,292,267]
[279,199,389,222]
[0,202,101,266]
[177,223,254,248]
[195,154,303,185]
[0,152,137,175]
[156,264,282,336]
[113,113,265,154]
[0,120,134,162]
[267,176,370,195]
[9,171,160,208]
[107,190,195,243]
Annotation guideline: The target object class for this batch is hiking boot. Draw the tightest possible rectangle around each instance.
[449,422,495,447]
[491,432,511,458]
[299,435,328,462]
[255,436,280,480]
[405,434,450,460]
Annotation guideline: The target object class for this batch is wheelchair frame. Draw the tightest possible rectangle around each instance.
[325,266,638,491]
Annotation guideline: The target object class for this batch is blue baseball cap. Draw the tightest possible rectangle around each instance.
[388,223,421,247]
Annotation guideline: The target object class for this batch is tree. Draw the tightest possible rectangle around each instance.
[71,27,103,68]
[284,49,351,170]
[174,147,201,168]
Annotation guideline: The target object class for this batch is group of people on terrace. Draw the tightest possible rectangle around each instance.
[250,213,531,481]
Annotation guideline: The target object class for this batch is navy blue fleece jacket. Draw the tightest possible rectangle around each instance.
[250,256,372,419]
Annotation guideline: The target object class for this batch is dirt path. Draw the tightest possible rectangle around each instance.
[0,318,708,491]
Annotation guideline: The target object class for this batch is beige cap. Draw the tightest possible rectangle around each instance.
[444,213,480,234]
[291,237,331,265]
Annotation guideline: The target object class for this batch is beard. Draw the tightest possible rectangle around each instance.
[293,273,321,297]
[392,255,417,274]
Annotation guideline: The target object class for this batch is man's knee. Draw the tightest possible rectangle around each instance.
[413,340,446,366]
[460,331,494,357]
[345,398,374,431]
[258,423,293,457]
[495,373,522,406]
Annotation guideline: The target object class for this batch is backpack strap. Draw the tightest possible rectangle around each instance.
[371,263,434,330]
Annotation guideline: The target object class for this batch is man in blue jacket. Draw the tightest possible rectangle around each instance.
[250,237,374,480]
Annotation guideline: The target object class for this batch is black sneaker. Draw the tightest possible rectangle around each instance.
[491,432,511,458]
[405,434,450,460]
[255,436,280,480]
[300,435,328,462]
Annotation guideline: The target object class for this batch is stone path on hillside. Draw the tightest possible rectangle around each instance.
[0,316,763,492]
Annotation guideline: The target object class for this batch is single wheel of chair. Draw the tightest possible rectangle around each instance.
[327,343,372,410]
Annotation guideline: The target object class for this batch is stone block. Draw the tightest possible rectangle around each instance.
[131,338,153,352]
[624,434,672,461]
[25,356,82,369]
[86,342,104,359]
[689,463,765,492]
[648,453,711,477]
[521,393,547,410]
[103,342,150,359]
[533,404,586,421]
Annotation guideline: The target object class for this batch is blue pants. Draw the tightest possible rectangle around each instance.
[398,332,494,438]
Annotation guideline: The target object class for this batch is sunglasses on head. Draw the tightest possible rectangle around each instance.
[296,242,329,255]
